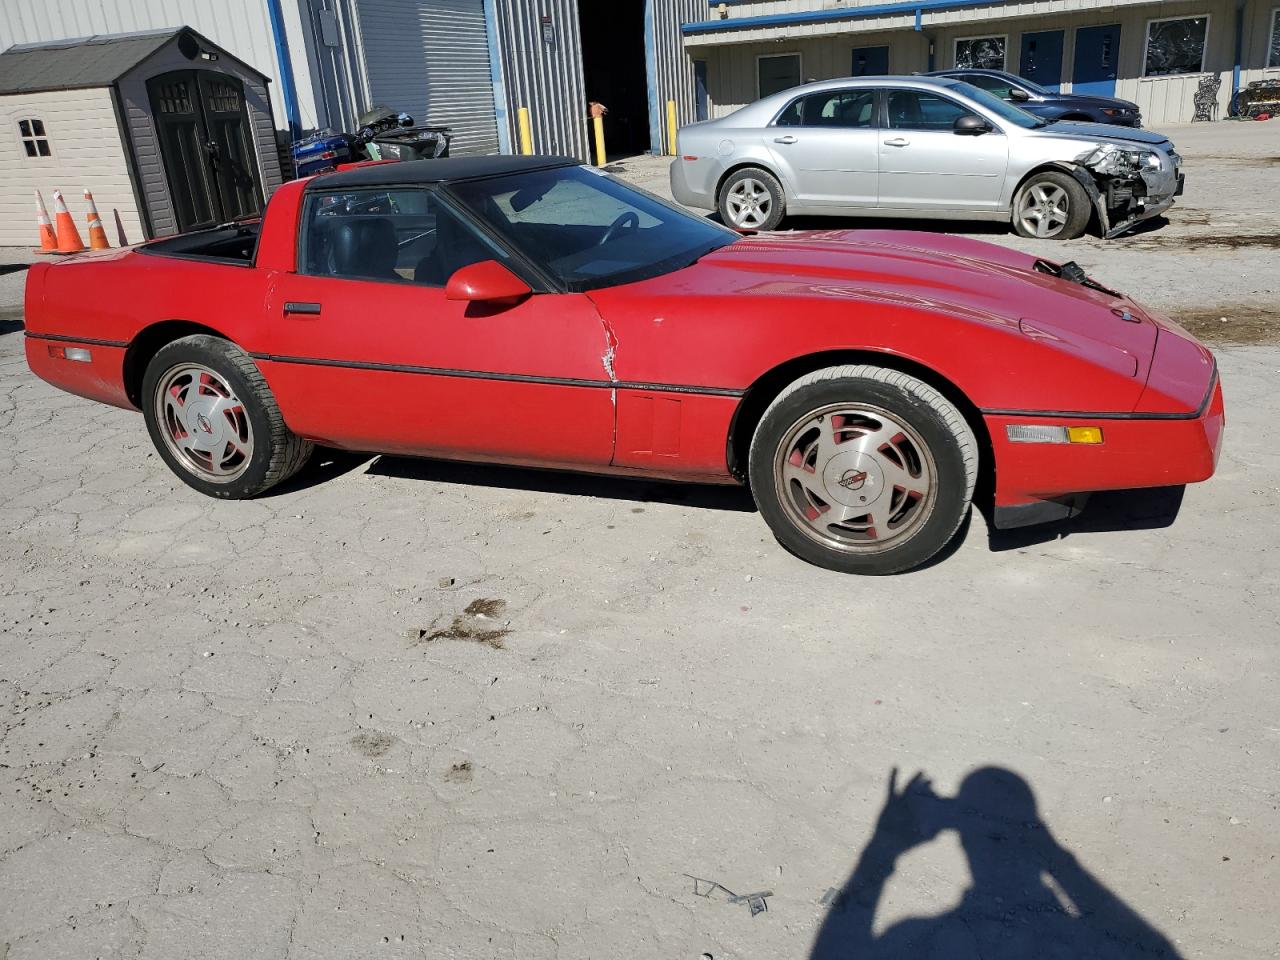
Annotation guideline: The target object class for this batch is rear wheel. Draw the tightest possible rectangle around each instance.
[1012,170,1091,240]
[718,167,786,231]
[748,365,977,575]
[142,335,312,499]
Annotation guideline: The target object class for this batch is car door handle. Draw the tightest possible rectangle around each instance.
[283,301,322,317]
[773,135,798,144]
[883,137,911,147]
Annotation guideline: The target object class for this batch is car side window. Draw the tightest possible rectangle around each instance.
[886,90,971,130]
[300,187,507,287]
[963,74,1016,98]
[776,90,876,128]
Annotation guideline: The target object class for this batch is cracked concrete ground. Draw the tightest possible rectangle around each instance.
[2,120,1279,959]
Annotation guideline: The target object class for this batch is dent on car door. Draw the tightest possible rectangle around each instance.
[765,89,879,206]
[877,89,1009,211]
[260,186,615,469]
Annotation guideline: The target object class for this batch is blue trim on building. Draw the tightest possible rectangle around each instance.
[644,0,663,155]
[482,0,512,154]
[683,0,998,35]
[264,0,301,137]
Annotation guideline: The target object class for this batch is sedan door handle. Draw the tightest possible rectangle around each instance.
[883,137,911,147]
[773,135,798,144]
[283,301,322,317]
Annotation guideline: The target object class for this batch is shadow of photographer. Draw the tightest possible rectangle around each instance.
[812,767,1183,959]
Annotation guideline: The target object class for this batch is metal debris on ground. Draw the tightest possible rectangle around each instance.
[684,874,772,917]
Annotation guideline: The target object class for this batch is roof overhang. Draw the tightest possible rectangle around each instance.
[682,0,1157,47]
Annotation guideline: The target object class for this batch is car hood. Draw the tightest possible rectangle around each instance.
[655,230,1159,380]
[1044,93,1140,111]
[1030,119,1170,147]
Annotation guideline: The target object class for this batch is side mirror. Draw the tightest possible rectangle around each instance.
[1008,87,1031,102]
[445,260,531,305]
[954,114,992,135]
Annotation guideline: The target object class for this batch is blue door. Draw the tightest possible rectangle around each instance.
[1072,24,1121,97]
[694,60,709,122]
[1019,30,1064,91]
[851,45,889,76]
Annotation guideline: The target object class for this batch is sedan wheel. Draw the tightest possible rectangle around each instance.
[749,365,978,575]
[1011,171,1091,240]
[717,167,785,231]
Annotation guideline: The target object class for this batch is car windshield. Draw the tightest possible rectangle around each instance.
[949,82,1045,128]
[448,165,739,292]
[1007,74,1050,96]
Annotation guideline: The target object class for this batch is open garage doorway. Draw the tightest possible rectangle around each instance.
[578,0,651,156]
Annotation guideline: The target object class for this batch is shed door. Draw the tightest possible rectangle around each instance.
[148,70,264,232]
[356,0,499,156]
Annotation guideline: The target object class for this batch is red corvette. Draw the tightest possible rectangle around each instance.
[23,156,1223,574]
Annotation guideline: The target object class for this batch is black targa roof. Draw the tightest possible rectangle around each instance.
[310,155,582,190]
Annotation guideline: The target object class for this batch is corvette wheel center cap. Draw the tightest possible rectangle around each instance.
[185,399,225,447]
[821,450,885,509]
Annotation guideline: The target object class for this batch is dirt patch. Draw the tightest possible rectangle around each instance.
[351,731,395,757]
[1126,233,1280,251]
[1169,305,1280,345]
[444,761,473,783]
[413,598,510,649]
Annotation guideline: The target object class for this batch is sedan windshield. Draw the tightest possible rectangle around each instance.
[950,82,1045,129]
[449,165,738,291]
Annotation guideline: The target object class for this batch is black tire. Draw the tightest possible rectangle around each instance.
[141,335,313,499]
[1011,170,1092,240]
[748,365,978,575]
[717,167,786,231]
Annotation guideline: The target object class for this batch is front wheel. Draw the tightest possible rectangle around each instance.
[141,335,313,499]
[748,365,978,575]
[717,167,786,231]
[1012,170,1092,240]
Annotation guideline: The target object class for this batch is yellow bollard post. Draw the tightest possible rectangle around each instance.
[593,115,607,167]
[518,107,533,155]
[666,100,677,156]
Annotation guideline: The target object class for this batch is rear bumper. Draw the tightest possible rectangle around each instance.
[986,375,1224,516]
[670,158,715,210]
[25,333,133,409]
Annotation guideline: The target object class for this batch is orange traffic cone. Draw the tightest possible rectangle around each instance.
[83,189,110,250]
[51,190,85,254]
[34,189,58,253]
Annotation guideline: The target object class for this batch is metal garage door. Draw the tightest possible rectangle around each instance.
[355,0,498,156]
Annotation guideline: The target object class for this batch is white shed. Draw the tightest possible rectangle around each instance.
[0,27,284,248]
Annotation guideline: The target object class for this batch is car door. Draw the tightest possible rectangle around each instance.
[261,185,615,469]
[766,88,880,208]
[876,87,1009,212]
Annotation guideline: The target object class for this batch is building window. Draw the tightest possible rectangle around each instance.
[18,118,51,157]
[758,53,802,99]
[1144,17,1209,76]
[1269,8,1280,68]
[955,36,1006,70]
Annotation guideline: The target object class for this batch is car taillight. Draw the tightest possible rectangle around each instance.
[48,345,91,362]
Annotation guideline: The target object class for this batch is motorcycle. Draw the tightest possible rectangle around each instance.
[291,105,452,178]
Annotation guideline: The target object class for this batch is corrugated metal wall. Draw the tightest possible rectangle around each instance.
[352,0,499,155]
[647,0,704,153]
[491,0,589,159]
[0,0,321,132]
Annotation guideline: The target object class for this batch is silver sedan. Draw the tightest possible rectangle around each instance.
[671,76,1182,240]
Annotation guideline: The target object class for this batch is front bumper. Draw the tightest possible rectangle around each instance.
[986,375,1224,525]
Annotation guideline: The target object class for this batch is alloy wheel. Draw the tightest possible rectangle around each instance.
[1016,182,1071,238]
[725,177,773,229]
[154,363,254,482]
[772,402,938,554]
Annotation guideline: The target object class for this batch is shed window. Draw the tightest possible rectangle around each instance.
[18,118,51,157]
[955,37,1006,70]
[1144,17,1209,76]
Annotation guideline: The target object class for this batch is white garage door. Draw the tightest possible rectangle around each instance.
[355,0,499,156]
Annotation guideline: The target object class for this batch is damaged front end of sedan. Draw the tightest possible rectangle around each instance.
[1069,143,1184,239]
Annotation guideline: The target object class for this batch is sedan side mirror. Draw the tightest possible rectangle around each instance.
[954,114,993,135]
[445,260,531,305]
[1008,87,1032,102]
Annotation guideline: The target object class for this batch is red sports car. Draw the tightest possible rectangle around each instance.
[23,157,1223,574]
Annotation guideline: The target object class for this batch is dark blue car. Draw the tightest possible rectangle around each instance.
[927,69,1142,127]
